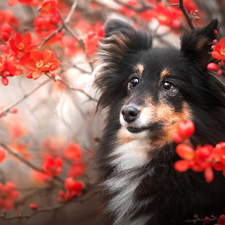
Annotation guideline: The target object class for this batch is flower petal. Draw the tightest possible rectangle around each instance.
[14,33,22,46]
[43,49,54,64]
[24,58,36,70]
[22,32,32,48]
[220,37,225,48]
[30,50,43,61]
[32,70,42,79]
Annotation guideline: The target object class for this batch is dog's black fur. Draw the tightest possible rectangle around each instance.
[94,19,225,225]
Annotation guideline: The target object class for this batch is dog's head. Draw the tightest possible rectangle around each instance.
[94,19,225,146]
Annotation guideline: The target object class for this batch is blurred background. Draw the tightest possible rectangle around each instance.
[0,0,224,224]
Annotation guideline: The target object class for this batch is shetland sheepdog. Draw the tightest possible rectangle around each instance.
[93,19,225,225]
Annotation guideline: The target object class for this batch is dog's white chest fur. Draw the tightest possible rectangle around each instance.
[104,139,151,225]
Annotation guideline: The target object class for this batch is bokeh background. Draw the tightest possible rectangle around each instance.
[0,0,225,224]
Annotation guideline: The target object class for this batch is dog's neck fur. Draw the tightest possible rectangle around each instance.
[103,139,153,225]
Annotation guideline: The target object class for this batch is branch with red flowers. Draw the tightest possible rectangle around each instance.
[0,204,65,220]
[0,143,64,183]
[184,214,225,224]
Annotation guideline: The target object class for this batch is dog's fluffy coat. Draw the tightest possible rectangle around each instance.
[94,19,225,225]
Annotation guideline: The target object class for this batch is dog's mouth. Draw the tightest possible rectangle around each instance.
[127,126,149,133]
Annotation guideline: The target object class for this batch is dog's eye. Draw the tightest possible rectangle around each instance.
[128,78,139,90]
[163,81,174,90]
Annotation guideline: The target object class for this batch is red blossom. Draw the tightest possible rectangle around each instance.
[34,9,62,43]
[67,163,85,177]
[207,62,218,71]
[23,49,60,79]
[150,2,182,28]
[176,144,195,160]
[85,24,104,56]
[0,148,7,163]
[118,0,140,18]
[0,182,20,210]
[211,37,225,61]
[63,177,83,201]
[30,170,51,184]
[30,203,37,210]
[177,120,195,138]
[8,32,34,57]
[0,54,23,85]
[64,142,82,161]
[41,0,58,12]
[8,0,39,6]
[43,156,63,176]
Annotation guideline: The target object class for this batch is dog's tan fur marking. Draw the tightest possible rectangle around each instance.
[158,69,170,85]
[136,64,144,78]
[117,127,134,145]
[151,102,192,148]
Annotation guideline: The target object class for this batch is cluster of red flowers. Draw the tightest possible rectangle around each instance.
[43,155,63,176]
[84,24,105,57]
[64,142,85,178]
[0,21,60,85]
[174,120,225,183]
[207,36,225,76]
[0,182,20,210]
[118,0,197,29]
[57,177,83,202]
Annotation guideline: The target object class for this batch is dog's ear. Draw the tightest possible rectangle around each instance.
[103,19,152,56]
[94,19,152,109]
[181,19,219,67]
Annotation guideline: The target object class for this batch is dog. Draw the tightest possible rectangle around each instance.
[93,19,225,225]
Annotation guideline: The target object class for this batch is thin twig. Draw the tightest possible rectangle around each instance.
[179,0,195,30]
[64,0,78,24]
[38,25,64,50]
[0,79,51,116]
[47,74,98,102]
[0,143,63,183]
[1,204,65,220]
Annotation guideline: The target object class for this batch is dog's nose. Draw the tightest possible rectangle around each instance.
[122,106,140,123]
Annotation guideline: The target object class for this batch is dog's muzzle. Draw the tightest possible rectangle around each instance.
[122,106,140,123]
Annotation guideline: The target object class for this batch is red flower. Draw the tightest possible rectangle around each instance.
[118,0,139,18]
[177,120,195,138]
[8,0,39,6]
[34,9,62,43]
[67,163,85,177]
[213,142,225,164]
[176,144,195,160]
[8,32,34,57]
[30,203,37,210]
[151,2,182,28]
[212,37,225,61]
[43,156,63,176]
[0,23,13,41]
[41,0,58,12]
[64,142,82,161]
[0,54,23,85]
[0,148,7,163]
[23,49,60,79]
[0,182,20,210]
[85,24,104,56]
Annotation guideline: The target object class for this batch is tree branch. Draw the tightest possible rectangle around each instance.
[179,0,195,30]
[0,143,63,183]
[0,78,51,116]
